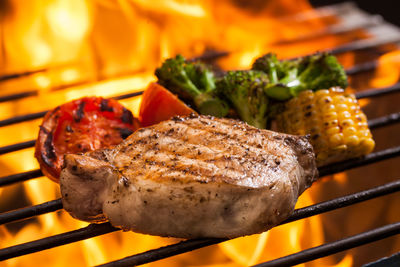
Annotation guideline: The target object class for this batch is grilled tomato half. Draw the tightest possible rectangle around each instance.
[35,96,140,182]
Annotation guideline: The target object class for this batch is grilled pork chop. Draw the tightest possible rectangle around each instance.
[60,114,318,238]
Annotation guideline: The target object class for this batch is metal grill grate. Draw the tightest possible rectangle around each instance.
[0,2,400,266]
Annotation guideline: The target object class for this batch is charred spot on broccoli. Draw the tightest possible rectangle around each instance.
[252,52,348,100]
[155,54,229,117]
[216,70,269,129]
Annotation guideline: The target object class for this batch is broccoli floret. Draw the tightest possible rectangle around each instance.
[155,54,229,117]
[216,70,269,129]
[252,52,348,100]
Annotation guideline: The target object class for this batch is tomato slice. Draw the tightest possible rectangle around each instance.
[139,83,195,127]
[35,96,140,182]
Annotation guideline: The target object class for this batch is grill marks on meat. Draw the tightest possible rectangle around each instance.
[133,124,277,187]
[61,115,318,238]
[121,119,287,187]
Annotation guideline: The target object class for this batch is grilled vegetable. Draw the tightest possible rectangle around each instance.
[276,87,375,166]
[139,83,195,127]
[155,54,229,117]
[252,52,348,100]
[216,70,270,129]
[35,97,140,182]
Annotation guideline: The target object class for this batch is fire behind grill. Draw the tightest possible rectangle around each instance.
[1,2,400,267]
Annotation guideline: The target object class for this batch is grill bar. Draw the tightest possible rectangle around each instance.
[0,58,382,109]
[368,112,400,129]
[0,199,62,225]
[0,69,48,82]
[0,57,389,107]
[0,52,225,105]
[356,82,400,99]
[0,140,36,155]
[0,54,380,106]
[345,60,378,75]
[284,179,400,223]
[0,170,42,187]
[0,91,145,128]
[94,180,400,267]
[110,91,146,101]
[254,222,400,267]
[96,239,225,267]
[0,111,47,128]
[318,145,400,177]
[327,37,400,55]
[0,92,38,103]
[0,82,396,140]
[275,21,381,46]
[0,222,118,261]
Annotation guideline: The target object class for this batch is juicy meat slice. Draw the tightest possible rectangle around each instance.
[60,114,318,238]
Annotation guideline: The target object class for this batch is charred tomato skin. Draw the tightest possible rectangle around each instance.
[35,96,140,182]
[139,83,195,127]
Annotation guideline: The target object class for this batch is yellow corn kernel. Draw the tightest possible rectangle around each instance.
[355,113,367,122]
[336,103,348,111]
[317,95,333,105]
[356,121,368,129]
[321,104,336,113]
[329,133,344,146]
[340,119,355,128]
[345,97,356,105]
[323,111,338,120]
[343,126,357,136]
[333,95,347,103]
[338,111,352,120]
[330,87,344,93]
[359,139,375,154]
[299,91,314,104]
[358,130,371,138]
[345,135,360,147]
[326,126,340,136]
[315,89,330,98]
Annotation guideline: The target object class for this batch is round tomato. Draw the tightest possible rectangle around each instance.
[139,83,195,127]
[35,96,140,182]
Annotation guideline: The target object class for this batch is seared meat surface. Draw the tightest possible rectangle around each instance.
[60,115,318,238]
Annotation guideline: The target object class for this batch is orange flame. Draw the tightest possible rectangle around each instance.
[2,0,393,266]
[370,50,400,88]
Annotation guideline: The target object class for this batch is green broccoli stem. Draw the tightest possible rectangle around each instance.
[230,99,267,129]
[279,68,298,85]
[264,84,292,101]
[194,93,229,117]
[266,60,279,83]
[264,68,299,100]
[174,69,203,98]
[198,71,217,93]
[231,99,267,129]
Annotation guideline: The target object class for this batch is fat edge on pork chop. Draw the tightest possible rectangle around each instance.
[60,114,318,238]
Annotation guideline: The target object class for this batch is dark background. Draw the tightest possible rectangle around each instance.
[310,0,400,26]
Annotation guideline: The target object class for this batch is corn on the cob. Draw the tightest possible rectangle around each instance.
[276,87,375,166]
